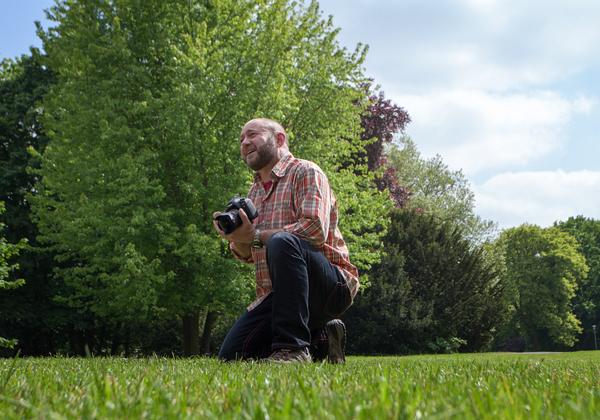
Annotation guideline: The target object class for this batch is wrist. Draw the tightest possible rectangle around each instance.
[230,241,251,259]
[251,228,264,249]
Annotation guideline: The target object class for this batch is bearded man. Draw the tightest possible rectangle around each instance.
[213,118,359,363]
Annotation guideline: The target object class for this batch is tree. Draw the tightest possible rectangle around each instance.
[497,225,587,350]
[384,136,496,243]
[33,0,387,355]
[345,209,506,355]
[0,202,26,349]
[0,53,53,241]
[0,52,64,355]
[556,216,600,349]
[360,89,411,171]
[334,88,412,274]
[359,89,412,207]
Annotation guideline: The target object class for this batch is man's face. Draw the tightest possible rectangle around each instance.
[239,120,278,171]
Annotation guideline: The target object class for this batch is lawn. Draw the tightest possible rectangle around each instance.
[1,352,598,419]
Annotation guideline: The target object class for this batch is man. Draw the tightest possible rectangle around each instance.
[213,118,359,363]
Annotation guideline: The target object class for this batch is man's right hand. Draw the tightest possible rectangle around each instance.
[212,209,255,244]
[212,211,252,262]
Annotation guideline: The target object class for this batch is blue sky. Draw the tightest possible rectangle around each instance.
[319,0,600,229]
[3,1,599,229]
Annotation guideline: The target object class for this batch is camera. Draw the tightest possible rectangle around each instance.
[215,196,258,234]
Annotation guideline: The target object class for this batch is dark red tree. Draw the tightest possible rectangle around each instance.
[360,89,411,207]
[361,90,411,171]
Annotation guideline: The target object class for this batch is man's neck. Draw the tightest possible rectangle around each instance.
[257,151,287,182]
[257,161,277,182]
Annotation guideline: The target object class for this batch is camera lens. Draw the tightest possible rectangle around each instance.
[216,212,239,234]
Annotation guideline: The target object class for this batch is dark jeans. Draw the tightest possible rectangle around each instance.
[218,232,352,361]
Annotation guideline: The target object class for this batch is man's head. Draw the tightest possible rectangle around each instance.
[239,118,289,171]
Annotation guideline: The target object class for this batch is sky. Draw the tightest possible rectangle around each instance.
[2,1,599,229]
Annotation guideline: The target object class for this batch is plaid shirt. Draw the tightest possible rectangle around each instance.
[240,153,359,310]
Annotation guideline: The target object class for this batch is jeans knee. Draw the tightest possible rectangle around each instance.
[266,231,298,260]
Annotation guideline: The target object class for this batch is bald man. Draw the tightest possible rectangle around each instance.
[213,118,359,363]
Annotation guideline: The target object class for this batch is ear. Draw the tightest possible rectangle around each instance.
[276,132,286,147]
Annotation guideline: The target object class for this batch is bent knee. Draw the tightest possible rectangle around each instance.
[266,231,295,248]
[266,231,300,259]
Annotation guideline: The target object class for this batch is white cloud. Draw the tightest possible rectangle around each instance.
[474,170,600,228]
[395,90,595,175]
[324,0,600,93]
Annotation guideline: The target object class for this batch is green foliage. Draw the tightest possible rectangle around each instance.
[32,0,385,353]
[346,209,507,355]
[385,136,496,243]
[0,202,26,349]
[330,167,391,280]
[497,224,588,349]
[1,353,599,418]
[0,52,74,355]
[0,52,53,246]
[0,54,52,225]
[555,216,600,349]
[0,204,26,290]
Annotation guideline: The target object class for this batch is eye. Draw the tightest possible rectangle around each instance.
[242,131,259,141]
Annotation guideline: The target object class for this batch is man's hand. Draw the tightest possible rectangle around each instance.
[212,208,255,244]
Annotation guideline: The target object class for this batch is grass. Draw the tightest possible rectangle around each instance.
[0,352,599,419]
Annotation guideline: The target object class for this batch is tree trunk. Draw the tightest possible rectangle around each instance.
[124,326,131,357]
[182,312,200,356]
[110,337,120,356]
[84,328,95,356]
[200,310,218,355]
[69,329,85,356]
[110,323,123,356]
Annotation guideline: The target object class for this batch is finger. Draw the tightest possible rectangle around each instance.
[212,211,222,219]
[239,208,251,225]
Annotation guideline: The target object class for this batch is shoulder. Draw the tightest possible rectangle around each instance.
[288,158,327,180]
[286,159,332,195]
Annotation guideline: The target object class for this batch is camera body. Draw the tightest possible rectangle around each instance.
[215,196,258,234]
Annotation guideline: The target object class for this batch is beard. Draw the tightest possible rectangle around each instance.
[244,136,277,171]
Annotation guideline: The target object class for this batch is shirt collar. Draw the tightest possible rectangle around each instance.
[253,152,294,182]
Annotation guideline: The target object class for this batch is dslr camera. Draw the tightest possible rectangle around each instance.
[215,196,258,234]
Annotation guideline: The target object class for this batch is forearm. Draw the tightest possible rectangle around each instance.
[230,241,252,263]
[230,229,284,262]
